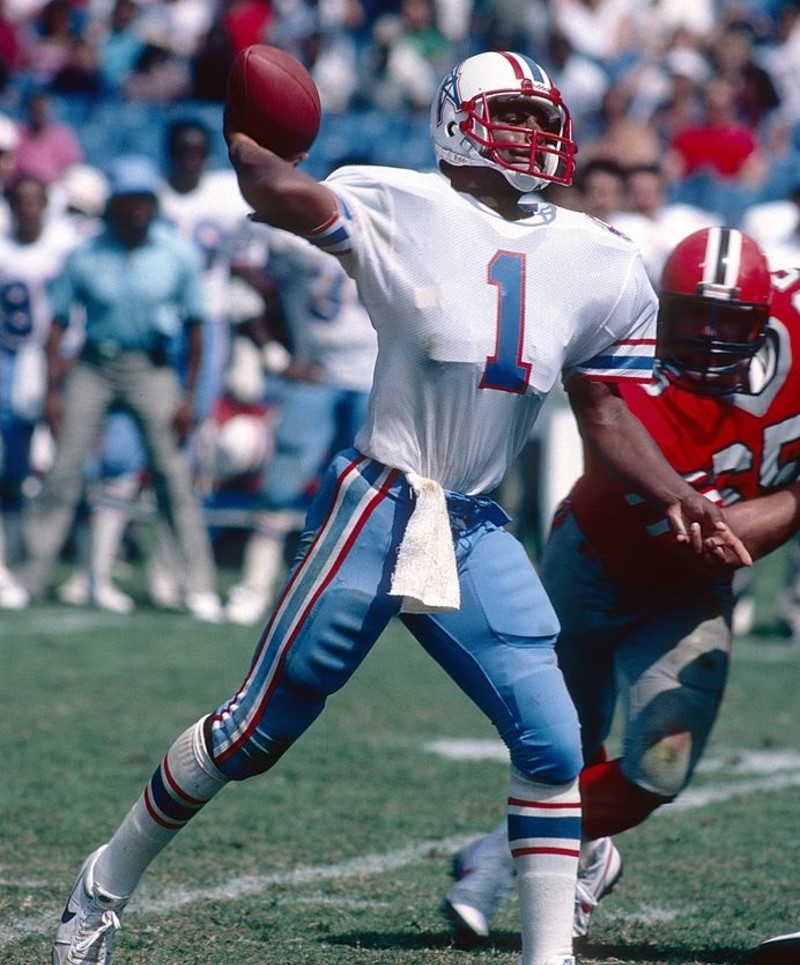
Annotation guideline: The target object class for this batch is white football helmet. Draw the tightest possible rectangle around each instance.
[212,413,271,480]
[430,51,577,193]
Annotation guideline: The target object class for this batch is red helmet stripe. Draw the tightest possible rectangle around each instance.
[498,51,526,79]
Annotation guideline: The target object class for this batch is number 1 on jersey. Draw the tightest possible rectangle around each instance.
[480,251,532,394]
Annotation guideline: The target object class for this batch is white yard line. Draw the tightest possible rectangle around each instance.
[4,746,800,945]
[0,834,477,945]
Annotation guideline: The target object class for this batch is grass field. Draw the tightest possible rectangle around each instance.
[2,551,799,965]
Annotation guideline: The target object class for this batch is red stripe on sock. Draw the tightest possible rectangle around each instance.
[511,846,581,858]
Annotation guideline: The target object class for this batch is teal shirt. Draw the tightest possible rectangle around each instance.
[52,221,206,351]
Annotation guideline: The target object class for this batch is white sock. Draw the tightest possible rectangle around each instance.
[238,510,298,595]
[88,473,139,589]
[94,718,228,898]
[508,768,581,965]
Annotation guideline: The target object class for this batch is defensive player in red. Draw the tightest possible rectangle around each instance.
[445,226,800,944]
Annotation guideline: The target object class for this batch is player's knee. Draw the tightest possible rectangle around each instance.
[508,721,583,784]
[215,731,294,781]
[632,731,693,799]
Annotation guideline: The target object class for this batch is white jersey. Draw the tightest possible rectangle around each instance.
[310,166,657,495]
[264,228,377,393]
[0,217,78,351]
[159,169,252,319]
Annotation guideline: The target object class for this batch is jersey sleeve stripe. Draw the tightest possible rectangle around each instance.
[306,197,354,256]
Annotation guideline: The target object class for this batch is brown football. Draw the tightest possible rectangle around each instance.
[226,44,322,158]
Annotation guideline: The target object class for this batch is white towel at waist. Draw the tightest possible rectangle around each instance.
[389,471,460,613]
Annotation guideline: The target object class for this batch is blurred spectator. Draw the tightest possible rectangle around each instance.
[19,0,78,86]
[759,0,800,127]
[138,0,215,61]
[221,0,275,54]
[543,28,610,138]
[664,75,766,184]
[579,83,662,168]
[612,163,722,283]
[92,0,147,95]
[573,156,627,222]
[363,0,452,111]
[190,7,236,100]
[663,73,768,223]
[13,89,83,184]
[59,119,257,613]
[742,181,800,270]
[51,36,103,96]
[551,0,639,81]
[0,109,19,227]
[0,173,78,608]
[0,0,24,90]
[159,116,252,419]
[634,0,715,50]
[305,26,360,114]
[122,40,191,102]
[268,0,322,62]
[709,22,781,131]
[649,43,711,145]
[266,0,362,114]
[15,154,223,620]
[53,160,109,232]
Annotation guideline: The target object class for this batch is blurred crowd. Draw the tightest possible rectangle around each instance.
[0,0,799,625]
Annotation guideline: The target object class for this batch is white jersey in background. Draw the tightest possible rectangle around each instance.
[263,228,378,393]
[0,217,78,351]
[0,217,78,421]
[312,165,657,495]
[158,168,252,319]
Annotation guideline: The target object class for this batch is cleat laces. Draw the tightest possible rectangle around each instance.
[68,907,121,964]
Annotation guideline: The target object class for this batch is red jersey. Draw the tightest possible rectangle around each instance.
[569,268,800,589]
[670,124,758,179]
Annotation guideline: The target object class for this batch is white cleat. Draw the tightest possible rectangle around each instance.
[58,573,134,614]
[732,594,756,636]
[186,590,224,623]
[224,583,270,626]
[92,582,135,615]
[52,845,128,964]
[146,562,183,611]
[443,824,515,946]
[573,836,623,939]
[0,567,29,609]
[58,571,90,607]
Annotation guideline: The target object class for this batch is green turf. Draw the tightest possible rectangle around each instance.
[2,553,799,964]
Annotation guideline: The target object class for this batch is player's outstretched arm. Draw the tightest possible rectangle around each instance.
[226,126,337,237]
[699,482,800,568]
[566,377,752,567]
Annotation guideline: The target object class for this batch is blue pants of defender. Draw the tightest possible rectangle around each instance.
[208,449,582,785]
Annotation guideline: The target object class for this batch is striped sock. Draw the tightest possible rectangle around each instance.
[508,769,581,965]
[94,717,228,897]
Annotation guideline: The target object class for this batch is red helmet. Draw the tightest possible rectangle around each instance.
[657,227,772,395]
